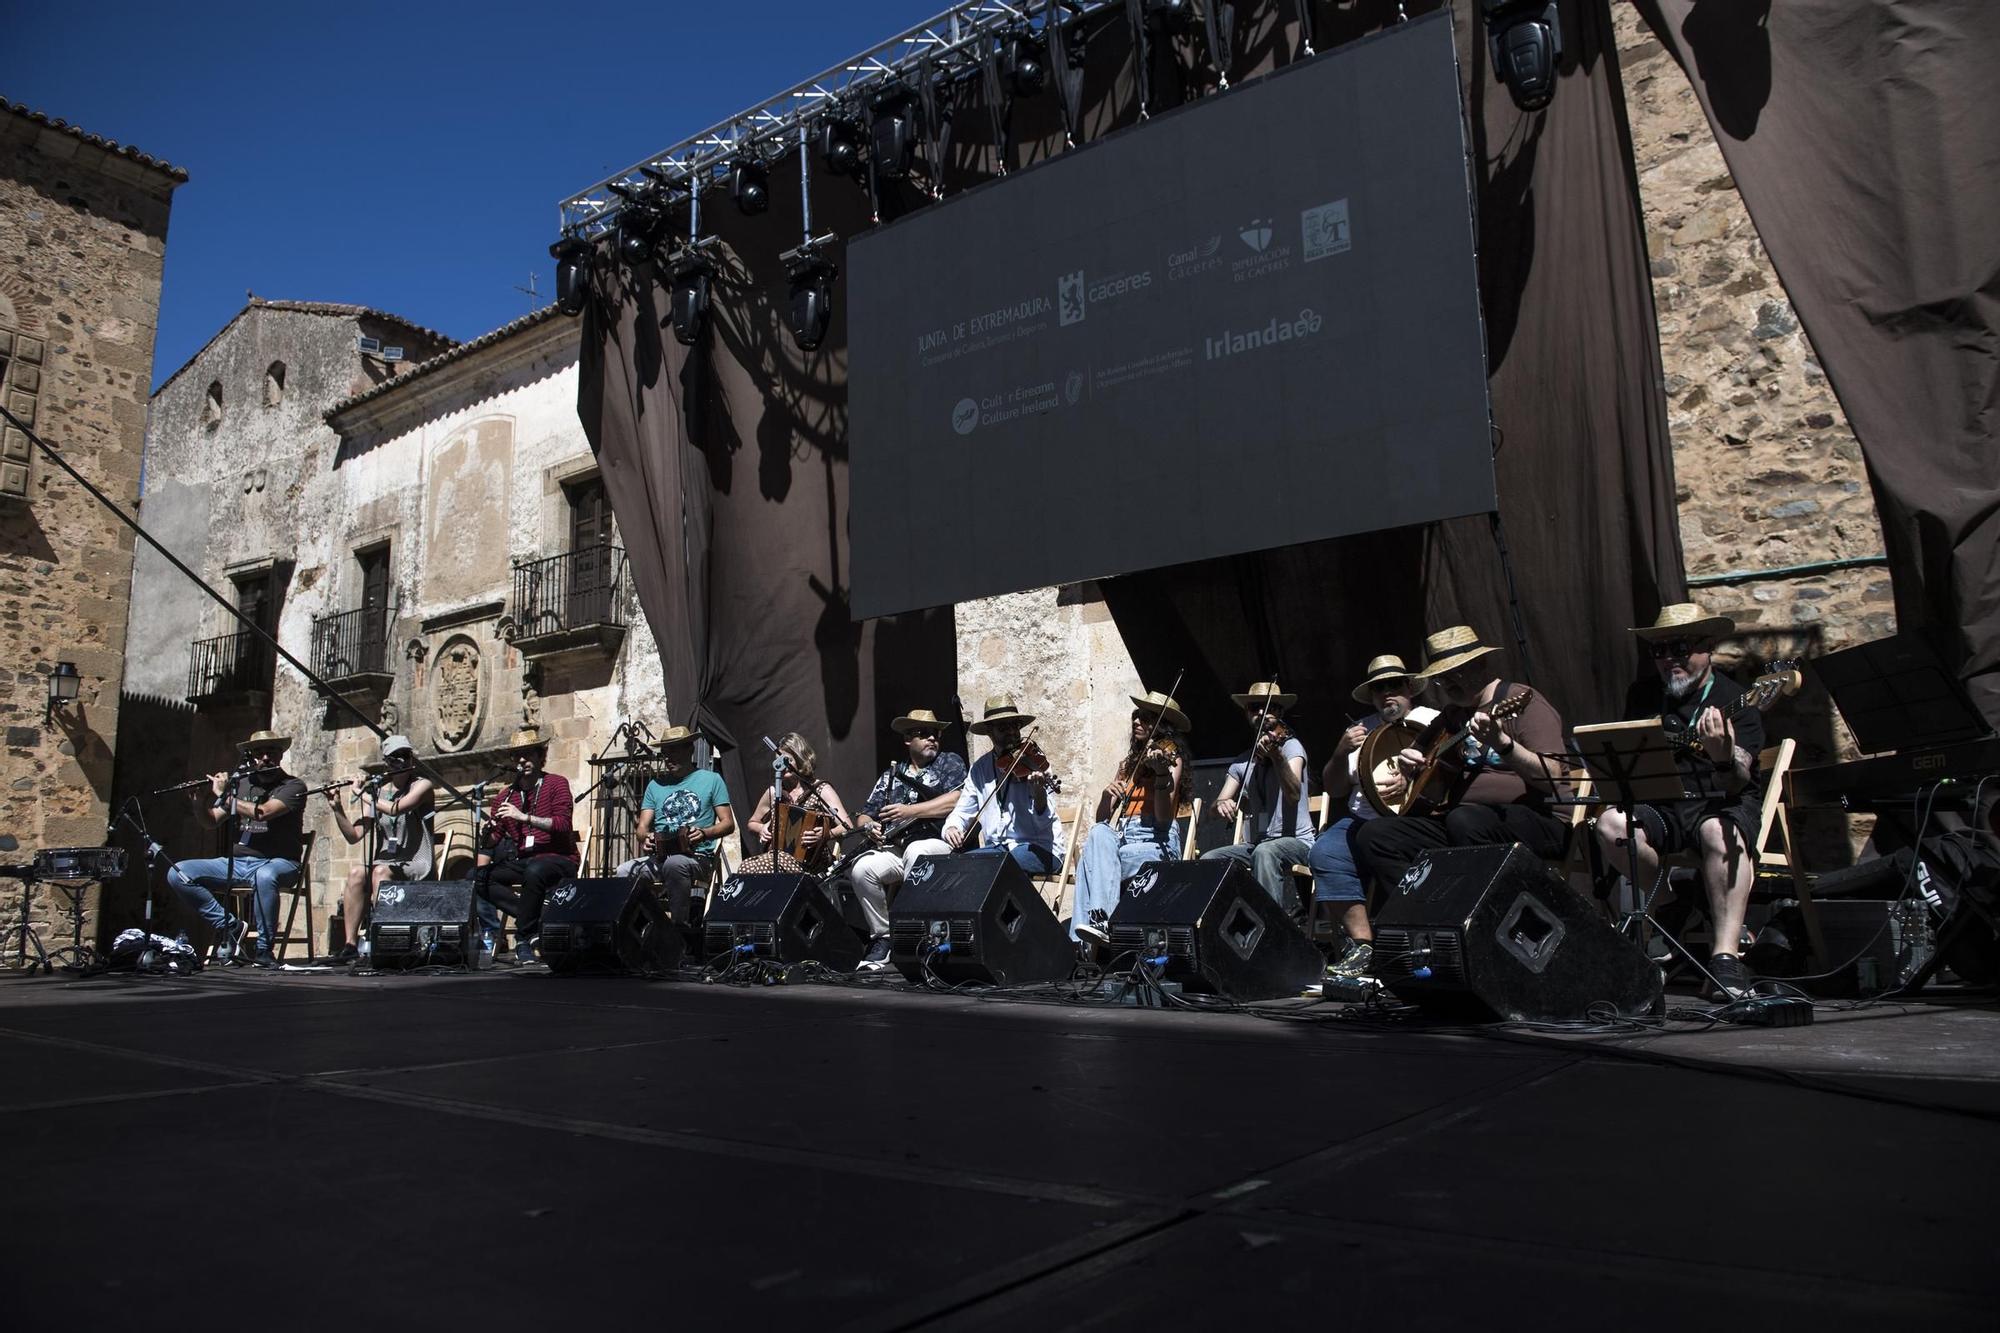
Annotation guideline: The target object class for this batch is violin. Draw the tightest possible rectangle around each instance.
[1134,737,1183,786]
[996,739,1063,793]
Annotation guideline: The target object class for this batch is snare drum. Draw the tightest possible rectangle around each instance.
[32,846,128,882]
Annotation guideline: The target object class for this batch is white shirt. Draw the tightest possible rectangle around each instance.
[945,752,1069,862]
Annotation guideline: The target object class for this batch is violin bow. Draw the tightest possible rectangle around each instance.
[968,722,1042,831]
[1120,667,1186,808]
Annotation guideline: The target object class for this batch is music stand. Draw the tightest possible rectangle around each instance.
[1572,719,1728,955]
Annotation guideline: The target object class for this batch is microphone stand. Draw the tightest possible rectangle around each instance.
[114,797,173,970]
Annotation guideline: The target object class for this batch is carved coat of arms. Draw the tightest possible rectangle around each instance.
[435,638,482,750]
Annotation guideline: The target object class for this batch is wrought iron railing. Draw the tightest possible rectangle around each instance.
[187,631,268,699]
[512,544,629,639]
[311,605,390,679]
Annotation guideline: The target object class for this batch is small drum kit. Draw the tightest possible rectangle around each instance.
[0,838,127,974]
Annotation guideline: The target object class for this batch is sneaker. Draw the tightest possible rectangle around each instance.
[1325,938,1375,980]
[855,936,893,972]
[514,937,540,966]
[1707,952,1754,1002]
[212,915,246,966]
[328,944,359,965]
[1075,921,1110,948]
[252,951,279,970]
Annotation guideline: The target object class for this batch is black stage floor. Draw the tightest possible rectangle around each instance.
[4,966,1995,1329]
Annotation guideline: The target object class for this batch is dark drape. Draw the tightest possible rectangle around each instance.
[1105,0,1685,758]
[1637,0,2000,729]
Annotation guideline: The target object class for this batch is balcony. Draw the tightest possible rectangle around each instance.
[187,631,270,704]
[310,605,393,693]
[506,544,630,661]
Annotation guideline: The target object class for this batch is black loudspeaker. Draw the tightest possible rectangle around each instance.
[1373,843,1662,1021]
[540,878,685,976]
[702,872,864,972]
[368,880,479,971]
[1106,859,1322,1001]
[889,852,1072,985]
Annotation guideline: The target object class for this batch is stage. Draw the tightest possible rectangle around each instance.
[3,968,1994,1328]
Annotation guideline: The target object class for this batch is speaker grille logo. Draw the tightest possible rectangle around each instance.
[719,876,746,901]
[1127,864,1160,896]
[907,859,938,886]
[549,884,577,908]
[1397,857,1433,895]
[378,886,405,907]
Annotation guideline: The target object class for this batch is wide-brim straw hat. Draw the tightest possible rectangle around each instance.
[890,708,948,736]
[967,696,1036,735]
[1631,602,1735,641]
[1129,690,1191,734]
[1416,625,1501,680]
[654,724,699,748]
[237,729,292,754]
[1351,654,1419,706]
[1230,681,1297,711]
[379,733,416,759]
[506,725,550,753]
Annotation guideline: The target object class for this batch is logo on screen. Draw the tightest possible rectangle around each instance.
[1058,270,1086,325]
[1203,308,1324,362]
[1064,371,1084,406]
[1302,199,1352,262]
[1168,235,1224,281]
[1238,219,1274,253]
[951,397,979,435]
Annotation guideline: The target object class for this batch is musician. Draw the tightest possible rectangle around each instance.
[848,709,969,971]
[1072,691,1191,947]
[744,732,852,871]
[925,697,1067,877]
[1592,604,1764,1000]
[324,733,435,964]
[1351,626,1572,899]
[629,724,733,928]
[165,729,307,969]
[474,726,578,965]
[1203,682,1315,912]
[1308,656,1439,980]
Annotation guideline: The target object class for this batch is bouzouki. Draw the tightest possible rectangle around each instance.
[1361,689,1537,818]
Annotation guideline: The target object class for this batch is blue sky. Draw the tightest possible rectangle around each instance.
[8,1,947,388]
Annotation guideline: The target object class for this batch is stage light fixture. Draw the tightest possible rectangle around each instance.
[669,249,715,347]
[1007,33,1047,97]
[1483,0,1562,112]
[617,201,667,269]
[869,91,918,181]
[730,158,769,215]
[781,240,837,352]
[550,238,590,316]
[818,115,866,178]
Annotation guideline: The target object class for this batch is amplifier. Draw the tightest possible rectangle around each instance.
[702,872,864,971]
[368,880,479,971]
[540,877,684,976]
[1106,858,1321,1001]
[889,851,1071,986]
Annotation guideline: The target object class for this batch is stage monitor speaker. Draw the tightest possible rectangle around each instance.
[703,872,864,972]
[1373,843,1661,1021]
[1106,859,1321,1001]
[368,880,478,971]
[889,851,1072,985]
[540,877,685,976]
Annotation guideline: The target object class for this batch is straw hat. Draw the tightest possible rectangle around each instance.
[1350,654,1418,706]
[1416,626,1501,679]
[890,708,949,736]
[505,725,550,753]
[967,696,1035,735]
[1630,602,1735,641]
[237,729,291,754]
[1129,690,1191,734]
[654,724,699,748]
[1230,681,1297,711]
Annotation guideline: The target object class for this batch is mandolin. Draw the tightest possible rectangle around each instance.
[1364,689,1537,818]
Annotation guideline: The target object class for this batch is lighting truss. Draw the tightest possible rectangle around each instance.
[556,1,1127,241]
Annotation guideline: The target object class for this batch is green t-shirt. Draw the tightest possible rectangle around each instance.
[642,770,732,855]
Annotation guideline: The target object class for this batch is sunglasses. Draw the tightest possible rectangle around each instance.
[1369,678,1413,693]
[1648,638,1709,660]
[906,727,940,740]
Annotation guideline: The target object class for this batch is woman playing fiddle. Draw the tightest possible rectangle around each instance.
[1070,691,1192,948]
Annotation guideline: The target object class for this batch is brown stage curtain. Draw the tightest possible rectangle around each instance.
[1637,0,2000,728]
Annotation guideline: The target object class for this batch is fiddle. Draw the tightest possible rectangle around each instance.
[995,739,1063,793]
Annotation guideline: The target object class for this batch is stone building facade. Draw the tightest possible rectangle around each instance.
[121,302,666,950]
[0,99,183,953]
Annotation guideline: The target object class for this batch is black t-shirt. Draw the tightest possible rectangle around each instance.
[228,771,307,861]
[1622,671,1765,804]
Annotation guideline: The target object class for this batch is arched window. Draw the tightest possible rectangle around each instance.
[263,361,286,407]
[203,379,223,429]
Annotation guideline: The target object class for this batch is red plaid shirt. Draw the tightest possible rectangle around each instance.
[487,771,577,860]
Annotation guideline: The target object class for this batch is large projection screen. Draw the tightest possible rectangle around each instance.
[848,11,1491,619]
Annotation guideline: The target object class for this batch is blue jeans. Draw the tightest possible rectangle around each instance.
[1072,819,1180,941]
[1200,836,1310,913]
[167,855,300,954]
[1308,816,1366,903]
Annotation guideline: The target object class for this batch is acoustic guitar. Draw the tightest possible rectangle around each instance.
[1360,689,1537,818]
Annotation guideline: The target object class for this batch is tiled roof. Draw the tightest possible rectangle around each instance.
[324,305,565,422]
[1,97,189,181]
[154,296,460,397]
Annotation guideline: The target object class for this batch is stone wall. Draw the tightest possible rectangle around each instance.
[0,106,180,951]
